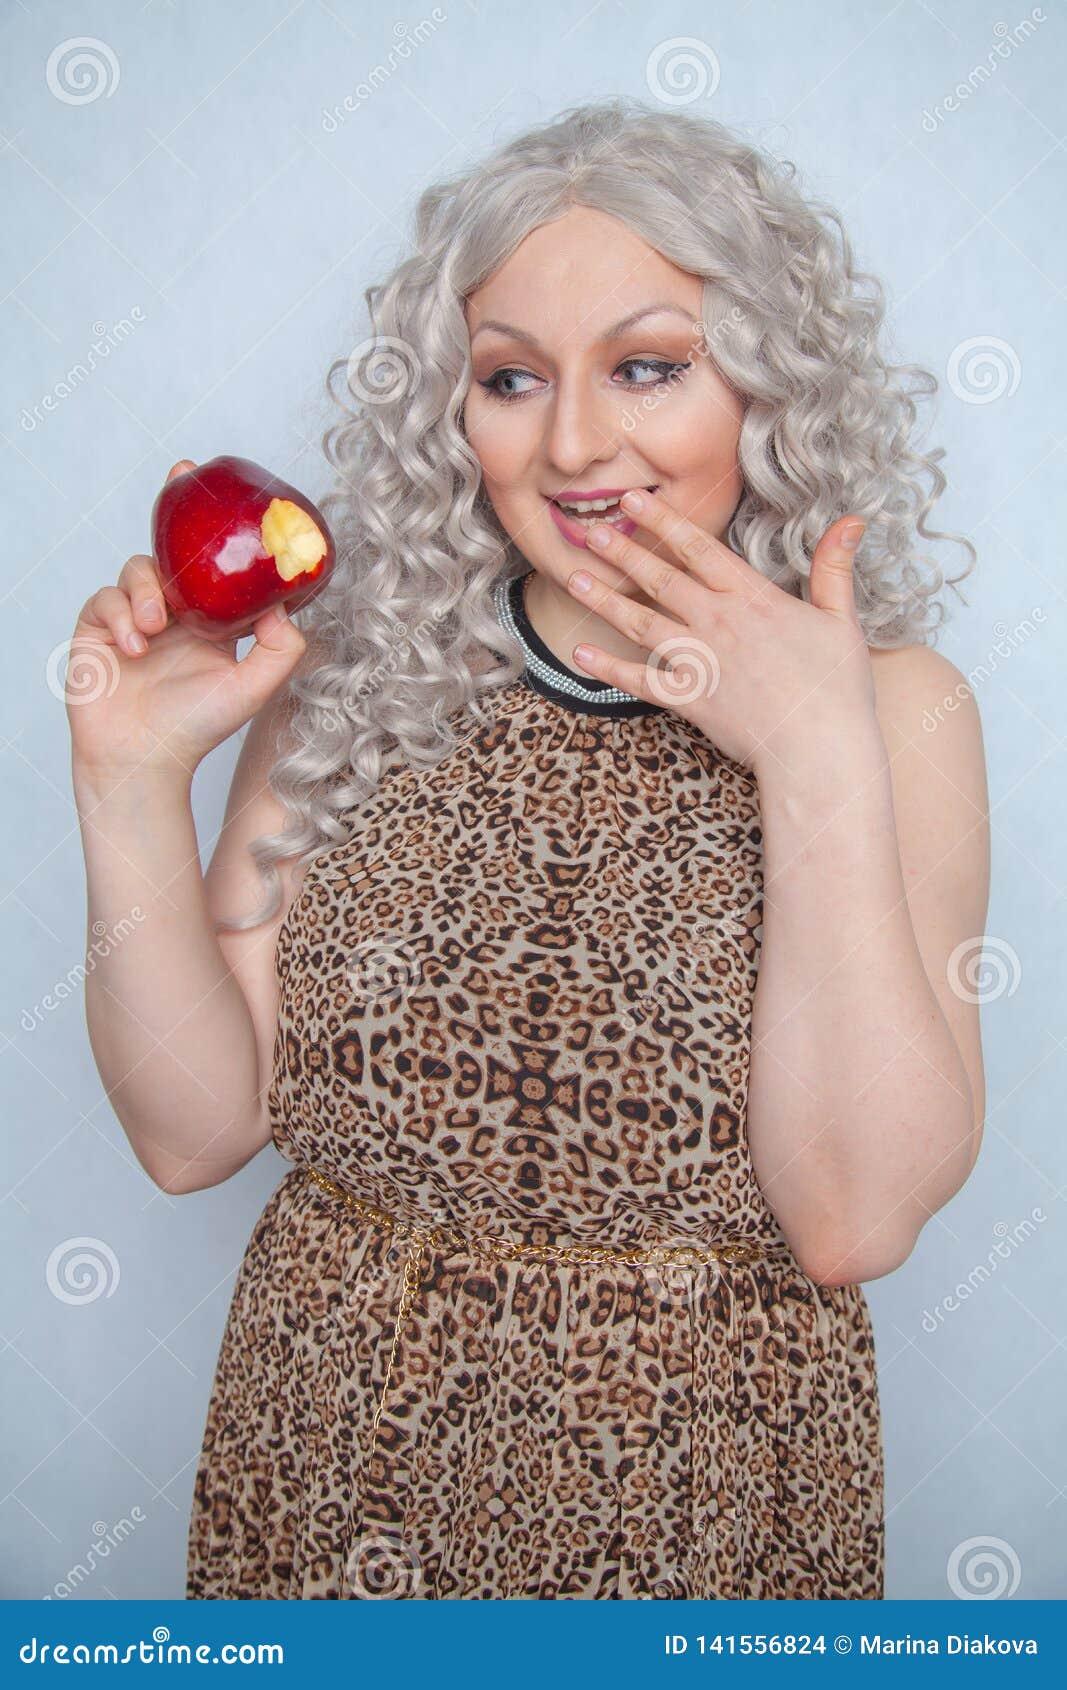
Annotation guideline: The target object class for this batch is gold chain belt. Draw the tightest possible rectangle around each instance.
[297,1160,786,1441]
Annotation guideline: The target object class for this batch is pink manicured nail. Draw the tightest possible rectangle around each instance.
[569,570,594,592]
[620,489,644,512]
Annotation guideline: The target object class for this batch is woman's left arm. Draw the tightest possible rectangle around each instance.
[746,643,990,1287]
[566,487,992,1291]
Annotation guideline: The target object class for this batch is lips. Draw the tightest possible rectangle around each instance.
[546,484,658,551]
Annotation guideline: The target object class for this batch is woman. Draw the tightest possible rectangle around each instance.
[68,99,990,1600]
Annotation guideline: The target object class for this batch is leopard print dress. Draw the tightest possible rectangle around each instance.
[186,572,885,1601]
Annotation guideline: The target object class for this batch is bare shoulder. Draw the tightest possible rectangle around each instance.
[868,641,989,868]
[870,642,984,761]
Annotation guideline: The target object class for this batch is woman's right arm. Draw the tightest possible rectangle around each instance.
[69,459,314,1194]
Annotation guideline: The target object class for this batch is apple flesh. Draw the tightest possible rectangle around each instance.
[151,455,336,638]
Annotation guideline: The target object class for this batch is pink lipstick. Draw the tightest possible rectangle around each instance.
[545,483,658,550]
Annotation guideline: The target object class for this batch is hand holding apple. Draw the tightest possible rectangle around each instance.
[151,456,336,639]
[67,459,313,797]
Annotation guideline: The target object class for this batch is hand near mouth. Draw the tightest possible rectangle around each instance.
[563,487,875,778]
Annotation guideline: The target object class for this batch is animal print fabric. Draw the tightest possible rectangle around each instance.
[186,673,885,1600]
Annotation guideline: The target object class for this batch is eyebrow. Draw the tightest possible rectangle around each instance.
[469,303,695,350]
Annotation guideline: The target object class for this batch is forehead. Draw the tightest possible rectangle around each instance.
[463,204,704,341]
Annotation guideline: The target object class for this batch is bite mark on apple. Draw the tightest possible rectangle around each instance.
[261,497,328,582]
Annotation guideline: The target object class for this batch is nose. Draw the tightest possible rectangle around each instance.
[543,368,619,479]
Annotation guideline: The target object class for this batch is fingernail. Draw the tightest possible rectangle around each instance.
[620,489,644,513]
[570,570,594,592]
[587,524,613,547]
[126,632,147,654]
[841,520,866,550]
[143,602,163,624]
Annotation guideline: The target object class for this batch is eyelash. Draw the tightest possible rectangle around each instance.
[477,357,691,404]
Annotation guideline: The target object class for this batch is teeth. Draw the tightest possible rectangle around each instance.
[554,486,654,514]
[558,496,621,514]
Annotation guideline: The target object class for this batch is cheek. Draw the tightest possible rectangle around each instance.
[462,398,528,487]
[636,386,743,472]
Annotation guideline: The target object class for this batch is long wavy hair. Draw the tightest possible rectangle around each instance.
[217,96,976,933]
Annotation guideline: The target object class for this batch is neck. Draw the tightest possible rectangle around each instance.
[522,568,657,672]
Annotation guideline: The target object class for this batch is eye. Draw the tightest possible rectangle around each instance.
[615,357,691,389]
[477,356,692,406]
[477,367,542,402]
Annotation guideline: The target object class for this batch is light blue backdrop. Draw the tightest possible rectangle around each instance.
[2,0,1063,1601]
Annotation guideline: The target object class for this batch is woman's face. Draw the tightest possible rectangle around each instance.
[462,203,746,604]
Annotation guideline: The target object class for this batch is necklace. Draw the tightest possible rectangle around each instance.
[492,571,662,718]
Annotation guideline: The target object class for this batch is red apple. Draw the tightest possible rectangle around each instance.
[151,455,336,638]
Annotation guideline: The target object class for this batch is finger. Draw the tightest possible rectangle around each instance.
[229,602,307,706]
[809,516,865,622]
[118,554,169,634]
[573,633,720,717]
[566,566,687,658]
[82,585,148,656]
[614,487,742,590]
[166,458,196,484]
[570,639,656,703]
